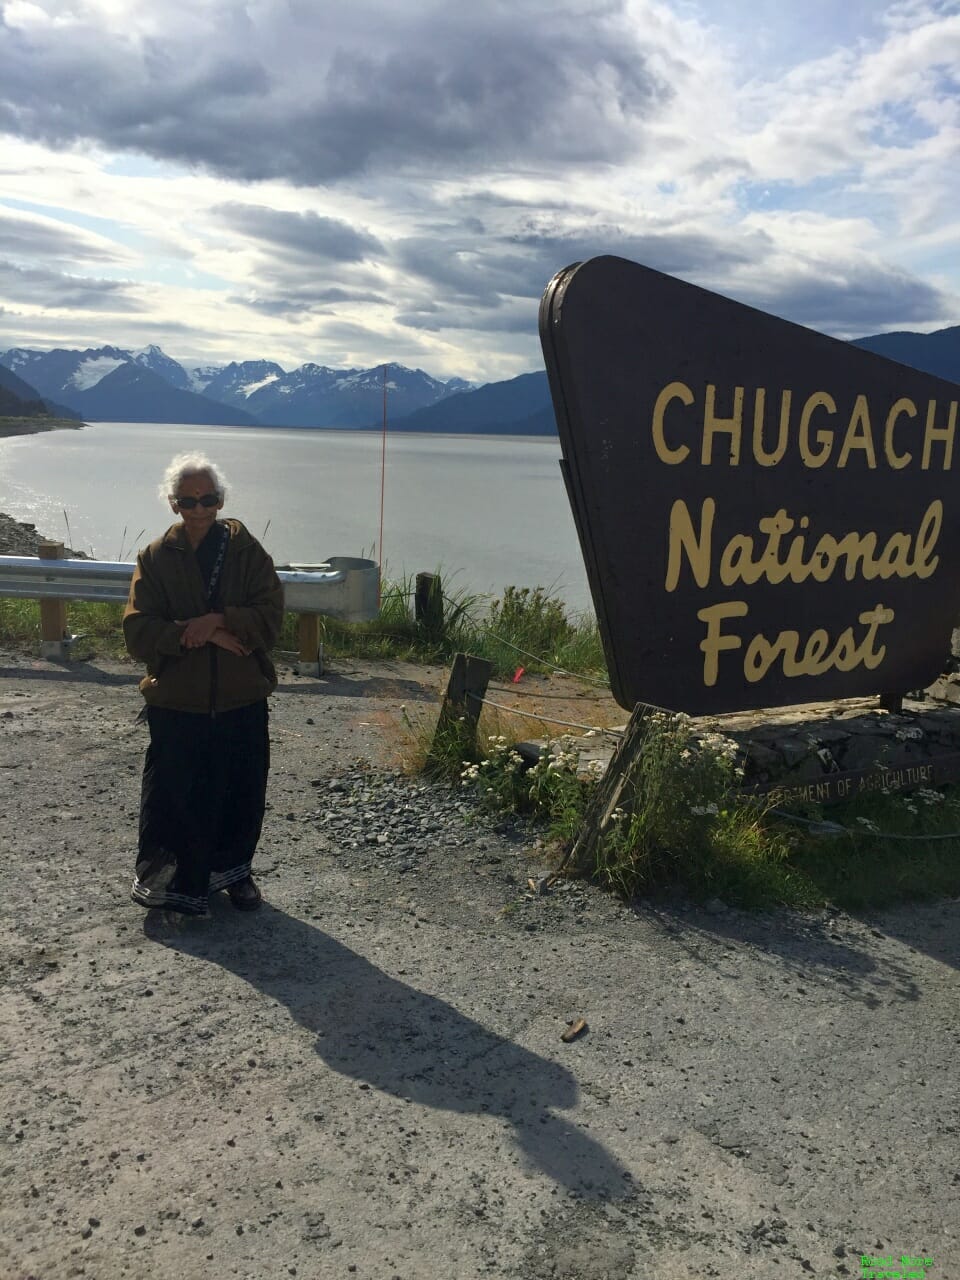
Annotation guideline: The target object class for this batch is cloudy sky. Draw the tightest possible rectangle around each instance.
[0,0,958,382]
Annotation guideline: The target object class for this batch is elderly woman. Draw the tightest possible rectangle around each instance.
[123,453,283,916]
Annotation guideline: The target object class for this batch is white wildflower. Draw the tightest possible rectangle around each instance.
[917,787,944,805]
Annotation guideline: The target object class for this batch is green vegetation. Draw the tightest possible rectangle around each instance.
[445,710,960,911]
[779,786,960,909]
[281,578,606,678]
[0,574,607,679]
[0,598,130,658]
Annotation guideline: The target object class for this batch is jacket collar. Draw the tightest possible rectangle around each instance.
[161,518,252,551]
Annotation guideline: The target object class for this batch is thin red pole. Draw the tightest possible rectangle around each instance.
[378,363,387,607]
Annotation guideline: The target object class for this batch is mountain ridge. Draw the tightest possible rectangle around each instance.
[0,362,83,421]
[1,323,957,435]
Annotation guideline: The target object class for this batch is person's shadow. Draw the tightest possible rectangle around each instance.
[145,902,632,1199]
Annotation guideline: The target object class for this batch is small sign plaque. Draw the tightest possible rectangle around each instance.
[748,753,960,807]
[540,256,960,715]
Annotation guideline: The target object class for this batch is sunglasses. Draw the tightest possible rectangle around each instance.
[175,494,220,510]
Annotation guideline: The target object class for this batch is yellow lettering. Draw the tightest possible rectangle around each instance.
[752,388,791,466]
[665,498,714,591]
[795,628,831,675]
[807,532,842,583]
[696,601,895,686]
[744,630,794,683]
[702,384,743,466]
[831,625,860,671]
[755,510,795,583]
[876,533,912,577]
[798,392,836,467]
[913,499,942,578]
[856,604,894,669]
[838,394,877,468]
[697,600,747,686]
[719,535,757,587]
[652,381,694,464]
[921,398,957,471]
[884,398,916,469]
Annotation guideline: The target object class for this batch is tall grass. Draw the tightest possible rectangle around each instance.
[277,574,607,678]
[0,598,130,658]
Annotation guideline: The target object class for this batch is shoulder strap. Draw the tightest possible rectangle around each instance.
[205,523,230,607]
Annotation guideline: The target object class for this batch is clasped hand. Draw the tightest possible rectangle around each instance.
[178,612,250,656]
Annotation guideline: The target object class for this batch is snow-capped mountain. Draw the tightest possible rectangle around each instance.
[1,345,134,401]
[0,345,258,426]
[198,361,288,406]
[0,344,479,429]
[3,344,198,400]
[131,343,195,393]
[215,362,462,427]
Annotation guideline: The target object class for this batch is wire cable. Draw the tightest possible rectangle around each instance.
[440,589,611,689]
[466,692,624,738]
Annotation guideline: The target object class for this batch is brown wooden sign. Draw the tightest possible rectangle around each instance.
[539,255,960,714]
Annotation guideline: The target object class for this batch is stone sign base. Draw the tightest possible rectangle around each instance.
[699,693,960,804]
[537,689,960,807]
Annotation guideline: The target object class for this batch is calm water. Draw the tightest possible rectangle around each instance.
[0,422,594,613]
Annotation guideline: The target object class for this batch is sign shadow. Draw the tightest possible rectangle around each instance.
[641,899,960,1006]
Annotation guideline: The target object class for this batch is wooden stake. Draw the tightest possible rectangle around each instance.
[428,652,492,770]
[566,703,652,875]
[415,572,444,641]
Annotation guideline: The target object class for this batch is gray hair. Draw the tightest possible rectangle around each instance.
[160,452,228,505]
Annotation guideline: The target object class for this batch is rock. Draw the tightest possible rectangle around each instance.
[0,512,89,558]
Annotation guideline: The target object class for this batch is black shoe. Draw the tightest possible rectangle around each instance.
[226,877,262,911]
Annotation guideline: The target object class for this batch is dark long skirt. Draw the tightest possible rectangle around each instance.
[131,700,270,915]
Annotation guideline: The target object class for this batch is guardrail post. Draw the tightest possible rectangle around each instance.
[294,613,323,677]
[38,541,69,660]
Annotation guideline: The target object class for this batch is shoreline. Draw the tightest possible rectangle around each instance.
[0,415,85,439]
[0,509,88,558]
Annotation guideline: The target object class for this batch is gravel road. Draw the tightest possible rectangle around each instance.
[0,646,957,1280]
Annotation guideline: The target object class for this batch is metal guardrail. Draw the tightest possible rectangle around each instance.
[0,554,380,621]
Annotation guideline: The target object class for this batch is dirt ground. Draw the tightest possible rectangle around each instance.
[1,646,958,1280]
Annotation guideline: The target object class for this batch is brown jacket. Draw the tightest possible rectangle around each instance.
[123,519,283,713]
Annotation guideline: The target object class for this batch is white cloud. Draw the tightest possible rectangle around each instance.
[0,0,956,380]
